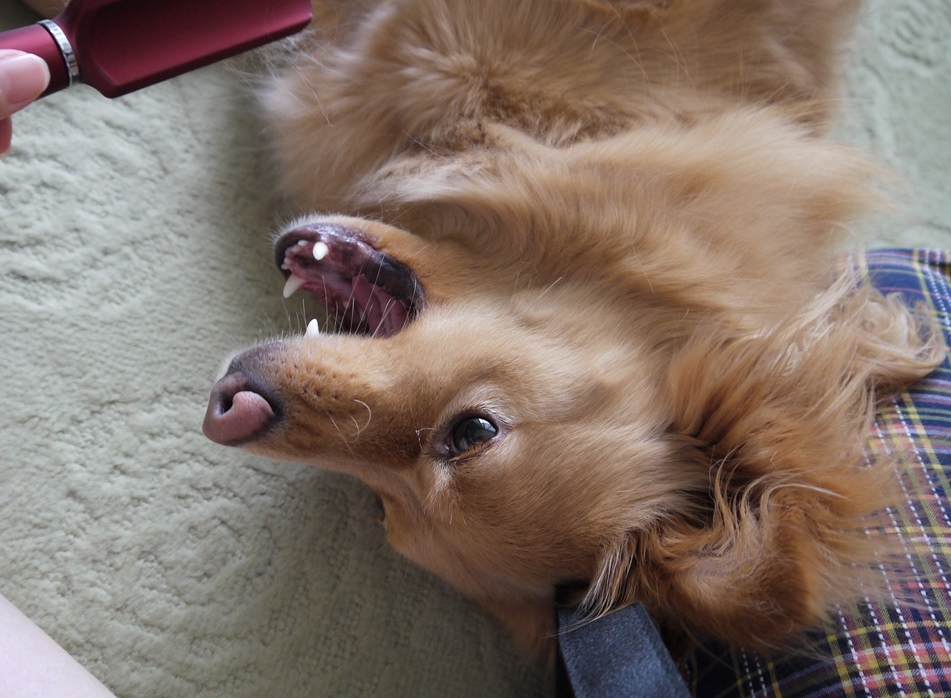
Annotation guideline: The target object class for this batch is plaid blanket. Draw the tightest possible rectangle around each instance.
[687,249,951,697]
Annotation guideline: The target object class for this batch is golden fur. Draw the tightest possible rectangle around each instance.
[205,0,944,654]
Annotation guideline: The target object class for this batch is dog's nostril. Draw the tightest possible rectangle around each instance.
[203,372,277,446]
[218,392,234,413]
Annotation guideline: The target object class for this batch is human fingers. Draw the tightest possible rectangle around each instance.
[0,50,50,120]
[0,51,49,154]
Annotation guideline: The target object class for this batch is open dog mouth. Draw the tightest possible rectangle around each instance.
[275,223,425,337]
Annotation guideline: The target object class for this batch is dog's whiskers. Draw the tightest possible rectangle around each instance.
[327,414,355,456]
[536,276,564,301]
[353,399,372,434]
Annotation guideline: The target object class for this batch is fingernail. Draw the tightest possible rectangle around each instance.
[0,53,51,106]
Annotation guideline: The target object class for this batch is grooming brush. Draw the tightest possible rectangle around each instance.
[0,0,313,98]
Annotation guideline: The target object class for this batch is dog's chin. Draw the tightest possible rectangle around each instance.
[275,221,426,338]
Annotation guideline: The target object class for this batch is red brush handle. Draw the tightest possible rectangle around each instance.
[0,0,313,99]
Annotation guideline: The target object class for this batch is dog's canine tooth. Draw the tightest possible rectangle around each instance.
[313,242,330,261]
[282,274,307,298]
[305,318,321,337]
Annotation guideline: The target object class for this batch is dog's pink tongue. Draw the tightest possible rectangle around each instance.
[203,374,275,445]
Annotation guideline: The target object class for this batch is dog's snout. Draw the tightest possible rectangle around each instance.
[204,345,286,446]
[203,372,278,446]
[226,342,284,378]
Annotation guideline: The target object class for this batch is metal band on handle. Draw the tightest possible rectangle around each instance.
[37,19,79,87]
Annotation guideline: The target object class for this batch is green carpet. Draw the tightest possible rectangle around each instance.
[0,1,947,696]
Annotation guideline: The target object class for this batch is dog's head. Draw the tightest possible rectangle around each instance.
[204,116,940,651]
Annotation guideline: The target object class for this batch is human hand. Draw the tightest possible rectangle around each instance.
[0,50,50,154]
[0,593,118,697]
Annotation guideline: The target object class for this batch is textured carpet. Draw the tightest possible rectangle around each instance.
[0,1,948,696]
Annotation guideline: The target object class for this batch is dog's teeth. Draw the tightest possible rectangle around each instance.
[312,242,329,261]
[305,319,321,337]
[283,275,307,298]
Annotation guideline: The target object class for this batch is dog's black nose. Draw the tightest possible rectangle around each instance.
[203,372,276,445]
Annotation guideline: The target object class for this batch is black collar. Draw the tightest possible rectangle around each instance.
[556,602,691,698]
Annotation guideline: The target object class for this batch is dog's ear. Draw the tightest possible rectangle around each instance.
[584,278,942,647]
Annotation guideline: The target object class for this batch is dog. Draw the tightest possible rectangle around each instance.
[203,0,943,655]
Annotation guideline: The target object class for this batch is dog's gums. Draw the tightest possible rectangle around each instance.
[275,223,424,337]
[204,0,945,658]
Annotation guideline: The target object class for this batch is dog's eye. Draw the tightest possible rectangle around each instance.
[448,416,498,456]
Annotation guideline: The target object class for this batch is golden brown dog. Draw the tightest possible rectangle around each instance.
[204,0,943,653]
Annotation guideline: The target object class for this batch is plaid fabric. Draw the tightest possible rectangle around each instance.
[687,249,951,698]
